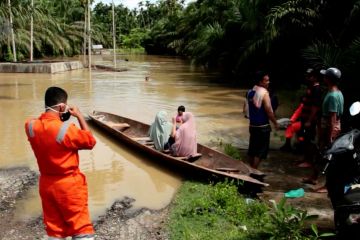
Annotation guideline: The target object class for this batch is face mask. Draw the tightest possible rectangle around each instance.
[46,103,71,122]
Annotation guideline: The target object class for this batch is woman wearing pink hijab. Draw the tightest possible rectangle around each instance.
[170,112,197,157]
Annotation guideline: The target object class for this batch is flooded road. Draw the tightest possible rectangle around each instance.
[0,54,253,220]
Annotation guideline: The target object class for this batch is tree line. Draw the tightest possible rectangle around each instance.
[1,0,360,91]
[143,1,360,87]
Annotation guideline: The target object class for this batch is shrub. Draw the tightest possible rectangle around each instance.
[168,181,335,240]
[223,143,241,160]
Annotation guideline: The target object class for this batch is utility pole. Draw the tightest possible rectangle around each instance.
[112,0,116,68]
[8,0,17,62]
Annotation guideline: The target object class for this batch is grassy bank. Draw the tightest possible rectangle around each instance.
[166,145,334,240]
[167,181,334,240]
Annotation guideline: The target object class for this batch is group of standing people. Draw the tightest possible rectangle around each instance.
[149,105,198,158]
[302,67,343,192]
[24,68,343,239]
[245,67,344,193]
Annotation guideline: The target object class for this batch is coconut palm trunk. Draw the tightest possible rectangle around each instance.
[30,0,33,61]
[83,2,87,66]
[8,0,17,62]
[112,0,116,68]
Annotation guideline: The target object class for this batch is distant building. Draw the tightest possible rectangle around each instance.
[92,44,103,54]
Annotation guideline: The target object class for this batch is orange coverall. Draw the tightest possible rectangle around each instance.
[285,103,304,139]
[25,112,96,238]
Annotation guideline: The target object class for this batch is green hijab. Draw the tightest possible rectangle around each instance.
[149,110,173,151]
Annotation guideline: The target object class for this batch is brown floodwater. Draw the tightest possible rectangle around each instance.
[0,54,257,220]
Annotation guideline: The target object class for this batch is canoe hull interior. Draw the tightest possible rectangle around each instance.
[88,111,269,188]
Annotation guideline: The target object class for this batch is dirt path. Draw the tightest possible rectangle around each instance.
[255,149,334,230]
[94,197,169,240]
[0,168,169,240]
[0,167,40,240]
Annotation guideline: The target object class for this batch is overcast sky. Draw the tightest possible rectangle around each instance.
[94,0,195,9]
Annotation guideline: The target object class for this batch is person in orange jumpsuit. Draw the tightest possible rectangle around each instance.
[25,86,96,239]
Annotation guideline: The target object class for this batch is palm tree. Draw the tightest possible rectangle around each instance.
[301,1,360,72]
[8,0,17,61]
[79,0,87,65]
[30,0,33,61]
[112,0,116,67]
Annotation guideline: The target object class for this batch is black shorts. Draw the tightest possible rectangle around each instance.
[248,125,271,159]
[298,120,317,142]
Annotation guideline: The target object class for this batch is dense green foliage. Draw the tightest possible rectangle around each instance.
[0,0,107,60]
[0,0,179,59]
[142,0,360,86]
[168,181,334,240]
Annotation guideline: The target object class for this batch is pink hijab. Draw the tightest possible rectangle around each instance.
[172,112,197,157]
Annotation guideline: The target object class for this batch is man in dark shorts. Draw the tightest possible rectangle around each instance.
[302,67,344,192]
[298,69,323,167]
[247,71,279,169]
[280,68,322,155]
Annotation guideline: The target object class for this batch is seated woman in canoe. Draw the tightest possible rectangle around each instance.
[149,110,173,151]
[169,112,197,157]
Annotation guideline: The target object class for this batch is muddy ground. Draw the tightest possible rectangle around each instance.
[0,149,335,240]
[0,167,169,240]
[257,149,334,230]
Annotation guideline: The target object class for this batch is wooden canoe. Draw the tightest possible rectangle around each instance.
[88,111,269,187]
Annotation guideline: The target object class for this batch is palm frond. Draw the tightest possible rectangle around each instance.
[302,41,342,69]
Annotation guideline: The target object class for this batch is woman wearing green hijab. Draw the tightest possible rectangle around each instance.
[149,110,173,151]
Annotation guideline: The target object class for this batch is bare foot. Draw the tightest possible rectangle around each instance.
[314,186,327,193]
[297,162,313,168]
